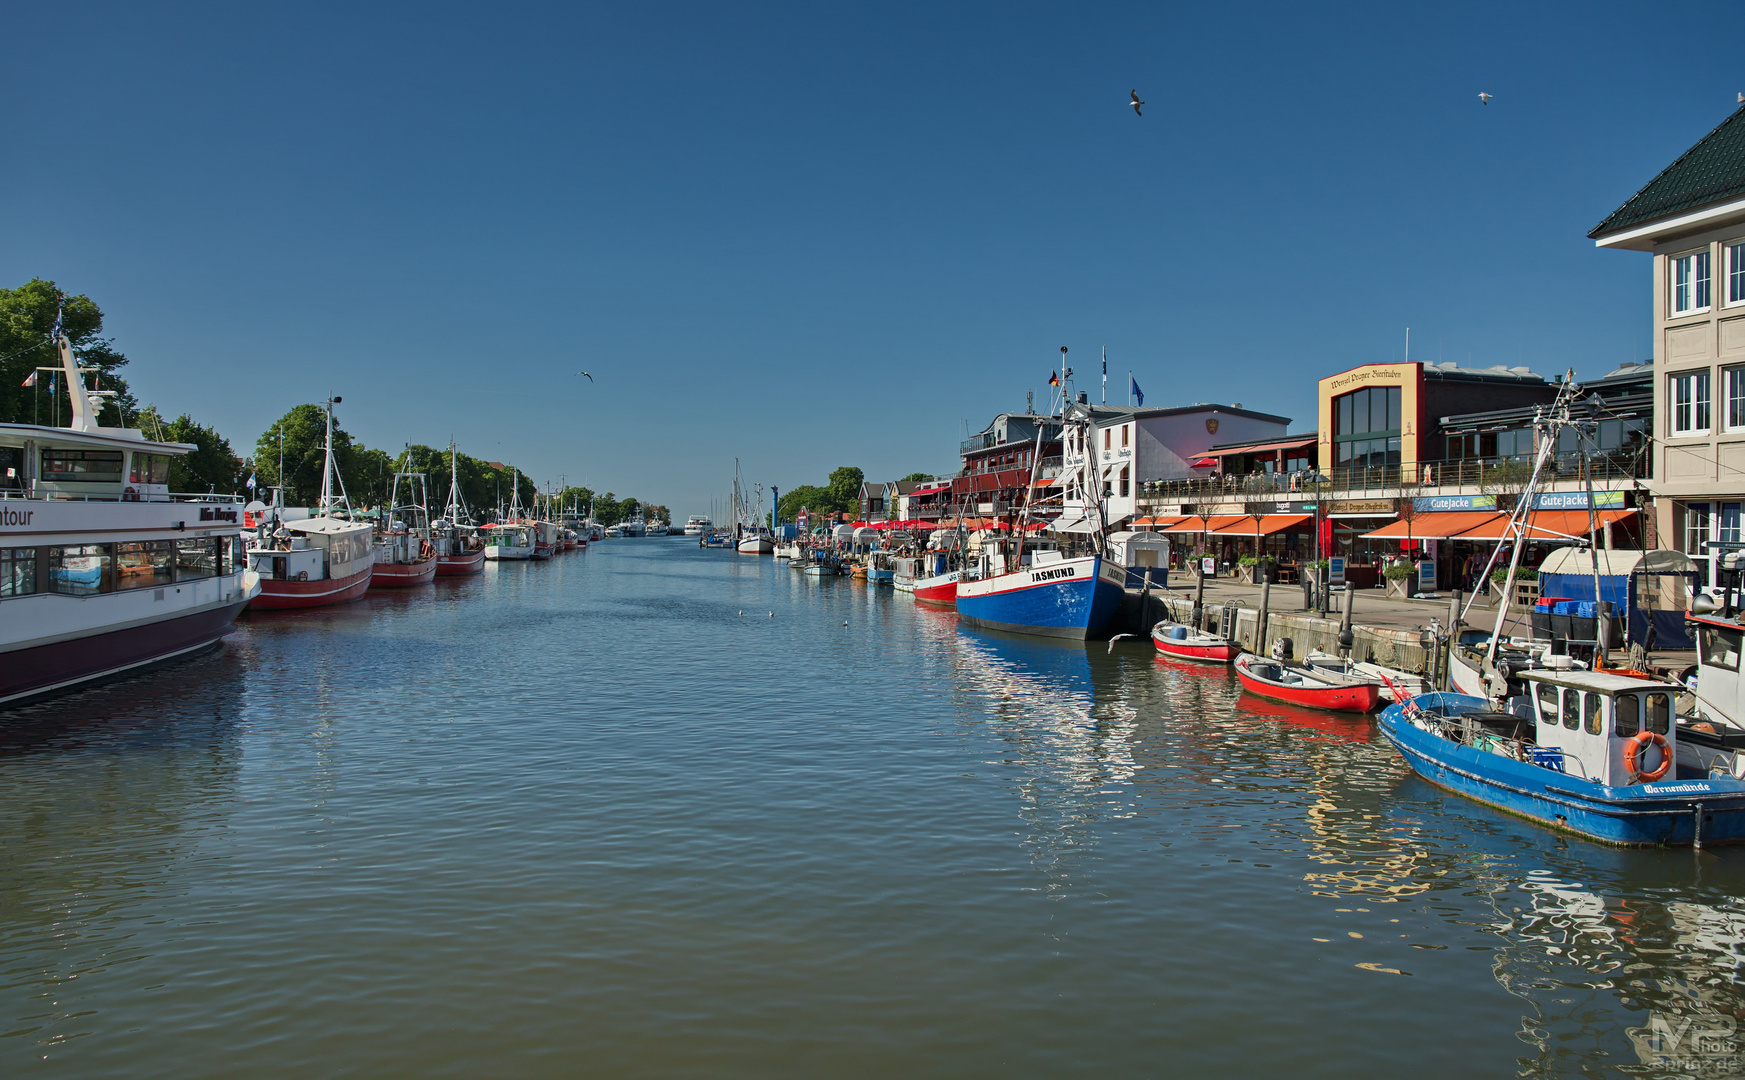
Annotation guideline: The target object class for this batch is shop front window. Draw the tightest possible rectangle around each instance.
[1686,502,1712,556]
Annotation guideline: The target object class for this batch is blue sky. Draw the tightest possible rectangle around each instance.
[4,1,1742,513]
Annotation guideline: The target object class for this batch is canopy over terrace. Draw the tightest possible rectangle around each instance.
[1208,514,1313,536]
[1361,508,1637,543]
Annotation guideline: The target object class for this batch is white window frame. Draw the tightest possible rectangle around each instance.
[1728,365,1745,434]
[1728,240,1745,307]
[1672,370,1712,435]
[1672,248,1713,315]
[1686,501,1712,557]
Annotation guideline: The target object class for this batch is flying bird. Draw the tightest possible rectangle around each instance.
[575,372,593,382]
[1738,92,1744,104]
[1478,92,1492,105]
[1108,633,1136,653]
[1130,90,1145,116]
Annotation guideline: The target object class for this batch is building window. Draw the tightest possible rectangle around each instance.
[0,547,36,598]
[1728,366,1745,433]
[1103,428,1111,451]
[1121,424,1130,448]
[1672,371,1711,435]
[1672,249,1711,314]
[1333,386,1402,469]
[1119,466,1130,497]
[1730,241,1745,305]
[1686,502,1712,556]
[1721,502,1743,547]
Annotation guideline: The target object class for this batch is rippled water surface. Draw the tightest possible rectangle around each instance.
[5,540,1745,1077]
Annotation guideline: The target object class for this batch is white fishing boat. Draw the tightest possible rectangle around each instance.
[0,313,258,704]
[482,522,535,560]
[247,396,376,609]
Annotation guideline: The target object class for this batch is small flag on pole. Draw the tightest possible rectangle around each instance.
[247,473,257,491]
[1048,370,1060,387]
[1130,374,1144,406]
[20,371,36,388]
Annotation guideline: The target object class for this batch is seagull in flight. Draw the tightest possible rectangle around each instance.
[575,371,593,382]
[1478,92,1492,105]
[1130,90,1145,116]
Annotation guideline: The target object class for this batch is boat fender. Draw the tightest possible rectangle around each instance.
[297,570,309,581]
[1625,731,1672,782]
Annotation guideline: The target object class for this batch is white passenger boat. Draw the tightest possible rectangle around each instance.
[684,515,712,537]
[0,316,258,704]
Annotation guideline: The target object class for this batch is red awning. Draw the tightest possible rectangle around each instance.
[1189,457,1218,468]
[910,485,949,497]
[1208,514,1313,536]
[1205,436,1319,457]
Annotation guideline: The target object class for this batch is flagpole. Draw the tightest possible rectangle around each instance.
[1128,371,1133,406]
[1101,347,1106,404]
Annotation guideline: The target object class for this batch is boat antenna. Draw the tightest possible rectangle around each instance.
[317,395,351,516]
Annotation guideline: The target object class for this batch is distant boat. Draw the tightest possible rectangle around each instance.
[371,469,438,588]
[249,397,376,609]
[684,515,712,536]
[482,522,534,560]
[430,442,485,575]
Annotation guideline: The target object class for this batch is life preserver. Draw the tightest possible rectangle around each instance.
[123,486,138,502]
[297,570,309,582]
[1624,730,1671,782]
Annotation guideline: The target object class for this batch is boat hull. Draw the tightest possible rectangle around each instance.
[435,548,487,575]
[1380,696,1745,846]
[737,539,773,555]
[250,564,374,609]
[912,571,959,606]
[1235,657,1381,712]
[0,594,251,706]
[954,557,1124,639]
[1151,629,1238,664]
[371,558,437,587]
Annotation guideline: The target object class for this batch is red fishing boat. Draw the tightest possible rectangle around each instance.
[1234,652,1382,713]
[912,570,959,607]
[370,469,437,587]
[1150,621,1238,664]
[431,441,487,575]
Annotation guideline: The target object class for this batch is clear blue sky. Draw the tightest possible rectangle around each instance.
[4,2,1741,513]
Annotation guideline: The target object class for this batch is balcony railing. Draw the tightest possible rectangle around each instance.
[1135,452,1646,504]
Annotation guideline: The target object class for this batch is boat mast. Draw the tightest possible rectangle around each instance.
[317,395,351,517]
[444,441,468,523]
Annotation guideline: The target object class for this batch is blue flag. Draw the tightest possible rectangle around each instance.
[1130,375,1143,406]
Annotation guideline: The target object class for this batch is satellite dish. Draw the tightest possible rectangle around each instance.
[245,500,268,515]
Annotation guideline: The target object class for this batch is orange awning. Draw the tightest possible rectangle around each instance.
[1362,511,1495,540]
[1208,513,1313,536]
[1454,508,1637,542]
[1158,516,1211,533]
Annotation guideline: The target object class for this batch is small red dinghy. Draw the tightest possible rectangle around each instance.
[1150,621,1238,664]
[1234,652,1382,713]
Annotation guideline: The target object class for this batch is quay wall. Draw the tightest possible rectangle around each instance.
[1116,590,1433,674]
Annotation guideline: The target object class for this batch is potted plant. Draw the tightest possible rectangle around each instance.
[1383,561,1416,599]
[1237,554,1274,584]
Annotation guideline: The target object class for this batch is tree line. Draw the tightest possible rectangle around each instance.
[0,279,662,519]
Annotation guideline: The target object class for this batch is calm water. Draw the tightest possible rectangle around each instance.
[5,539,1745,1078]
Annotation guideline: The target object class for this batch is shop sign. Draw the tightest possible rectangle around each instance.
[1328,556,1346,586]
[1532,490,1627,510]
[1411,494,1495,512]
[1330,500,1394,515]
[1201,556,1217,576]
[1417,561,1437,591]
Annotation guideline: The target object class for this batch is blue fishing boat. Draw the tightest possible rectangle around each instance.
[955,553,1126,638]
[1379,672,1745,846]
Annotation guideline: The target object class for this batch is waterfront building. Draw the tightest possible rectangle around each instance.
[1591,104,1745,588]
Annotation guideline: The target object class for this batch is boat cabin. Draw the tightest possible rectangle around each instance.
[1523,670,1679,785]
[249,517,372,582]
[1,424,193,503]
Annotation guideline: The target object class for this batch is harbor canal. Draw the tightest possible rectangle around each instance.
[3,539,1744,1078]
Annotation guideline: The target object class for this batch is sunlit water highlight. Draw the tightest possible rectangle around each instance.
[3,540,1744,1077]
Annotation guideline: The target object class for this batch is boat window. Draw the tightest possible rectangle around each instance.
[1584,692,1603,735]
[49,544,113,595]
[0,446,22,491]
[175,538,218,581]
[1561,686,1579,729]
[1645,693,1671,735]
[1,547,37,598]
[115,541,175,590]
[1536,682,1558,721]
[41,448,123,484]
[1614,693,1641,738]
[127,453,172,485]
[1699,625,1742,672]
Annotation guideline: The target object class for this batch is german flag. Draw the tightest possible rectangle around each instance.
[1048,370,1060,387]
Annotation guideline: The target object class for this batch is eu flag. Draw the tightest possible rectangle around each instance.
[1130,375,1143,406]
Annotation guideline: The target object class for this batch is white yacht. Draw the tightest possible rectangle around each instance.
[684,515,712,537]
[0,317,258,705]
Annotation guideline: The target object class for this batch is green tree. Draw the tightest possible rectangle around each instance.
[0,279,136,427]
[253,405,332,506]
[138,406,243,494]
[777,484,835,524]
[900,471,932,483]
[827,466,864,508]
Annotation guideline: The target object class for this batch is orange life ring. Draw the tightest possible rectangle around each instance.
[297,570,309,582]
[1624,730,1671,782]
[123,486,138,502]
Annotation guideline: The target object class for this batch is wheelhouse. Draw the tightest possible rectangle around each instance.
[1523,671,1681,786]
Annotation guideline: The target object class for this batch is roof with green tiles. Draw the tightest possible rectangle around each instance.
[1590,106,1745,239]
